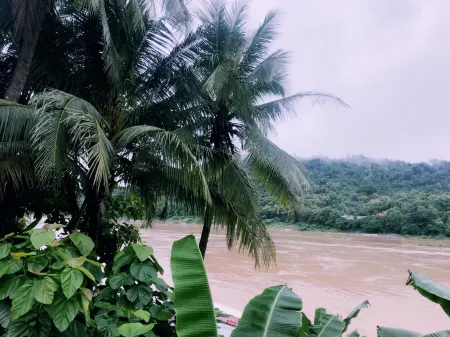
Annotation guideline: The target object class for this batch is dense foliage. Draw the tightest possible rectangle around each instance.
[0,0,346,265]
[257,157,450,237]
[0,227,175,336]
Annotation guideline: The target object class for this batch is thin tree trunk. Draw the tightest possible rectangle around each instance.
[4,4,46,102]
[199,207,212,259]
[86,194,103,244]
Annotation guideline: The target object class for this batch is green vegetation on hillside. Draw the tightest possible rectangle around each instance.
[258,157,450,237]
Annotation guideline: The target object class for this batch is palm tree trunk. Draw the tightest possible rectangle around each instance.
[86,193,104,243]
[199,207,212,259]
[4,3,47,102]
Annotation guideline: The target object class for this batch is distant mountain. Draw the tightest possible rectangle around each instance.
[258,157,450,237]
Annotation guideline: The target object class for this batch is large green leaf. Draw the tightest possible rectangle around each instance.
[377,327,421,337]
[11,281,35,320]
[83,261,104,282]
[149,305,174,321]
[132,244,154,262]
[30,229,55,249]
[61,320,88,337]
[0,257,23,277]
[0,242,11,259]
[112,247,136,273]
[132,309,150,323]
[299,313,311,337]
[343,300,370,333]
[45,294,81,332]
[170,235,217,337]
[130,260,157,282]
[95,314,120,337]
[27,255,49,273]
[126,286,153,308]
[407,271,450,316]
[117,323,154,337]
[109,273,135,289]
[310,311,346,337]
[6,308,52,337]
[314,308,327,325]
[61,268,84,299]
[231,285,303,337]
[0,302,10,329]
[69,233,95,257]
[0,275,23,300]
[33,276,59,304]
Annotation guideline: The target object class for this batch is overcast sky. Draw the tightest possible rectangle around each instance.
[243,0,450,162]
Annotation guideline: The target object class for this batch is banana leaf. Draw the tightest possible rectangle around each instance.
[422,331,450,337]
[300,313,312,337]
[347,330,360,337]
[378,328,450,337]
[231,285,303,337]
[343,300,370,333]
[406,271,450,316]
[377,327,421,337]
[310,310,346,337]
[170,235,217,337]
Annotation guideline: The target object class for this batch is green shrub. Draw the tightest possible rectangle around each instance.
[0,227,172,337]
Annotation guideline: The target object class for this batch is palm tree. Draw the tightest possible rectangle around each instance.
[0,0,190,102]
[184,0,348,261]
[0,0,210,260]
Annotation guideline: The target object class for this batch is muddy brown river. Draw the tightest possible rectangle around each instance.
[140,222,450,336]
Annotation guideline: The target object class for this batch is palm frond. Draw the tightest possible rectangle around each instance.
[0,155,34,200]
[115,125,212,205]
[32,90,114,191]
[161,0,192,29]
[209,187,275,267]
[0,99,34,145]
[251,92,350,124]
[65,111,115,192]
[249,49,289,84]
[241,9,279,72]
[226,0,248,35]
[0,100,35,199]
[206,151,258,216]
[244,127,310,211]
[203,62,231,93]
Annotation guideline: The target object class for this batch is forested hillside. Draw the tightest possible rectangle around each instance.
[259,156,450,237]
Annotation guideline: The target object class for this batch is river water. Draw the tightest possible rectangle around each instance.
[140,222,450,336]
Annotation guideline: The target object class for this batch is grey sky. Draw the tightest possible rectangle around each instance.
[245,0,450,162]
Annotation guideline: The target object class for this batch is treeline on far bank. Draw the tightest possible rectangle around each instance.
[148,156,450,238]
[257,156,450,237]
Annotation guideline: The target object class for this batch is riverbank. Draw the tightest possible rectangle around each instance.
[162,217,450,242]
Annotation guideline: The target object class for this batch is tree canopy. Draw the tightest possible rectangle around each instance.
[256,157,450,237]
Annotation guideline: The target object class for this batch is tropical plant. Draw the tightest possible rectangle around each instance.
[177,0,347,261]
[0,0,349,267]
[0,0,191,102]
[377,271,450,337]
[0,0,212,262]
[0,227,176,336]
[0,227,104,336]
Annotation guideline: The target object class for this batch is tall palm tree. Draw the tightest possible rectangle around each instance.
[0,0,210,259]
[184,0,348,261]
[0,0,190,102]
[0,0,51,101]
